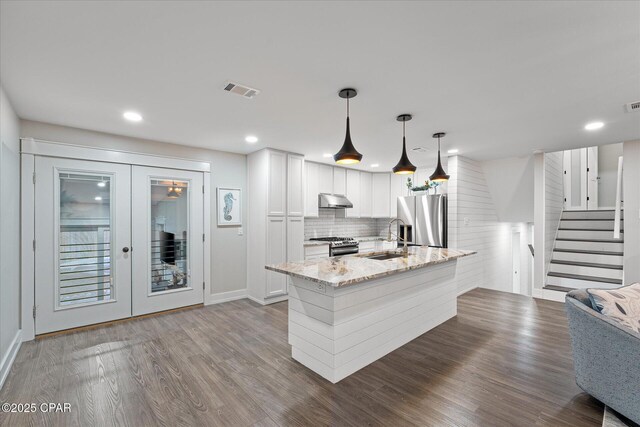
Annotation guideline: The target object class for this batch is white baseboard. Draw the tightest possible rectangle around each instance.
[247,294,289,306]
[532,288,566,302]
[205,289,247,305]
[0,329,22,390]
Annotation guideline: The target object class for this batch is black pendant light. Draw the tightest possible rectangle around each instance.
[429,132,450,182]
[333,88,363,165]
[392,114,417,175]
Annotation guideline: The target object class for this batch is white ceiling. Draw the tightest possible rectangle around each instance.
[1,1,639,170]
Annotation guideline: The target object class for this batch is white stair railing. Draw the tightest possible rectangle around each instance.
[614,156,623,239]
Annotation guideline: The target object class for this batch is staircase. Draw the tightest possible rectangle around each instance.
[545,209,624,292]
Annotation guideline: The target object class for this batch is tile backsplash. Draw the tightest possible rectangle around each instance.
[304,209,391,240]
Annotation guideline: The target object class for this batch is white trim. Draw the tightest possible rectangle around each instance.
[21,138,210,172]
[247,294,289,305]
[21,154,35,341]
[203,172,212,303]
[532,288,566,303]
[205,289,247,305]
[0,330,22,390]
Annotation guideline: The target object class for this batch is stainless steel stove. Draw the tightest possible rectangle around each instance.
[309,237,359,256]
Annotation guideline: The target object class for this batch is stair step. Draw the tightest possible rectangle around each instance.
[553,248,623,256]
[552,249,624,266]
[559,220,623,230]
[554,239,624,252]
[550,260,623,270]
[549,262,623,279]
[543,285,575,293]
[547,272,623,285]
[562,210,622,220]
[556,229,623,240]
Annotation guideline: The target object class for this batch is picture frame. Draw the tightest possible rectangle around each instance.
[217,187,242,226]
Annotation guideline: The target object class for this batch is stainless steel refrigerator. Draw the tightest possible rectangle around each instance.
[397,194,448,247]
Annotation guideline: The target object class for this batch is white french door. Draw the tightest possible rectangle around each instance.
[34,158,205,334]
[563,147,599,210]
[131,166,204,316]
[35,157,132,334]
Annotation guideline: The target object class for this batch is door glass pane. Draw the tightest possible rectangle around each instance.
[58,173,112,307]
[150,179,189,293]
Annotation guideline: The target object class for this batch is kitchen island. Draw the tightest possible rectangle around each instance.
[266,246,476,383]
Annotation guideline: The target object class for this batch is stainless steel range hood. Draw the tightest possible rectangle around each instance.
[318,193,353,209]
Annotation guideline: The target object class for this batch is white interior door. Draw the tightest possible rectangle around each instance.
[563,148,588,210]
[131,166,204,316]
[587,147,599,209]
[34,157,132,334]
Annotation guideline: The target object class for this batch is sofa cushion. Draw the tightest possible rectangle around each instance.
[587,283,640,333]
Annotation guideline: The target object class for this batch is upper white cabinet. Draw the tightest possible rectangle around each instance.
[267,150,287,216]
[359,172,372,218]
[287,154,304,217]
[390,173,406,218]
[333,168,346,196]
[318,164,333,194]
[372,173,391,218]
[345,170,360,218]
[304,162,319,217]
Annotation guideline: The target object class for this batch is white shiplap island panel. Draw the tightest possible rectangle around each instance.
[266,247,475,383]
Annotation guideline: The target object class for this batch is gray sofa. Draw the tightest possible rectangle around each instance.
[565,290,640,424]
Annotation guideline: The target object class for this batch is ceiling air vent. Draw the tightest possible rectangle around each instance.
[223,81,260,99]
[625,101,640,113]
[411,147,430,153]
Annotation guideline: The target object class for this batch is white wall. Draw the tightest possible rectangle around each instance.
[481,156,535,223]
[623,140,640,284]
[448,156,530,295]
[544,151,564,276]
[0,85,22,387]
[598,142,623,208]
[20,120,247,299]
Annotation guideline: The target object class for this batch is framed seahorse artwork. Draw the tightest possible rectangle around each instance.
[217,187,242,226]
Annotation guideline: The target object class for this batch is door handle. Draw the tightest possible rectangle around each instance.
[122,247,130,253]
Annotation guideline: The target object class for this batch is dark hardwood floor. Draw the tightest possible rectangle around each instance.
[0,288,603,426]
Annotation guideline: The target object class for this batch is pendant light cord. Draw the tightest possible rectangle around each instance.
[346,96,350,118]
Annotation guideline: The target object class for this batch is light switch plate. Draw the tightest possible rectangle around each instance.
[237,227,243,236]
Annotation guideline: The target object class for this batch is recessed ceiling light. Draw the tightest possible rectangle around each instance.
[323,153,333,158]
[97,182,106,187]
[123,111,142,122]
[447,149,459,154]
[94,196,102,201]
[584,121,604,131]
[245,135,258,143]
[371,163,379,168]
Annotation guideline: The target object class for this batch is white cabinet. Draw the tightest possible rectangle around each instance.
[247,149,305,304]
[372,173,391,218]
[304,162,319,217]
[360,172,372,218]
[390,173,406,218]
[345,169,360,218]
[266,216,287,297]
[267,150,287,216]
[287,217,305,263]
[333,167,346,195]
[287,154,304,217]
[318,164,333,194]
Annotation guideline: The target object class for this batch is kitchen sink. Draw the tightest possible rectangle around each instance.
[365,253,405,261]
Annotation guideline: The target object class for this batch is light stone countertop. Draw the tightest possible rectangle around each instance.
[266,246,476,287]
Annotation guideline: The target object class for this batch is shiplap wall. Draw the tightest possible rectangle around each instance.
[448,156,513,294]
[544,151,564,276]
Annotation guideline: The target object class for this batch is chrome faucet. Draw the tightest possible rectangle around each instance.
[387,218,409,257]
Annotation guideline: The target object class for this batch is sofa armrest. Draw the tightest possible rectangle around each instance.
[565,297,640,424]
